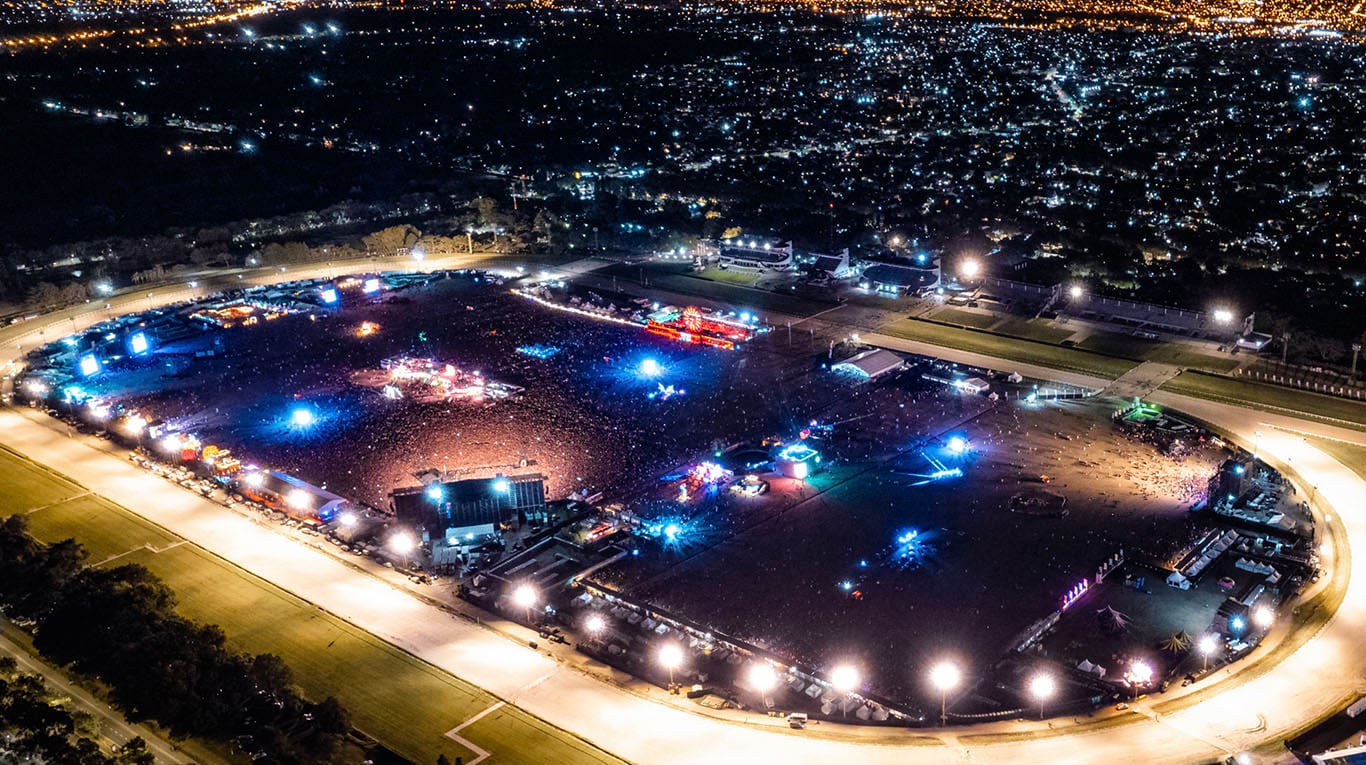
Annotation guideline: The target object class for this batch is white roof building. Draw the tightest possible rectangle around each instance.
[833,349,904,380]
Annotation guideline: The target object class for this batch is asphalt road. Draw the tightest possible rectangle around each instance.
[4,254,1366,764]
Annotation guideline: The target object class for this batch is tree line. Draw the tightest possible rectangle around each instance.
[0,654,156,765]
[0,515,353,763]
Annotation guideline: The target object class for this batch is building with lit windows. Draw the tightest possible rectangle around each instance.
[717,238,793,272]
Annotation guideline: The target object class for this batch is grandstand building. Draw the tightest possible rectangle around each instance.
[1064,291,1250,339]
[859,254,940,296]
[808,249,854,280]
[717,237,794,272]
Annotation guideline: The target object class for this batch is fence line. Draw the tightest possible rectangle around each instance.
[1233,368,1366,401]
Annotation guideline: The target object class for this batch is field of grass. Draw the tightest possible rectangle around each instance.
[1159,371,1366,430]
[992,316,1075,344]
[1141,345,1241,373]
[930,307,998,330]
[1077,330,1241,373]
[0,447,625,765]
[0,450,84,511]
[693,266,765,287]
[25,494,182,563]
[881,318,1138,380]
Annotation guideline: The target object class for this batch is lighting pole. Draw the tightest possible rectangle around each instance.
[1352,343,1361,380]
[389,531,415,570]
[930,662,961,726]
[1127,660,1152,701]
[1029,673,1056,720]
[830,665,859,718]
[1252,605,1274,632]
[584,614,605,644]
[659,644,682,693]
[1198,635,1217,672]
[749,663,778,709]
[513,584,538,627]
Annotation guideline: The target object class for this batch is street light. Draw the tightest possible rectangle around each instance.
[1028,672,1056,719]
[1198,634,1218,671]
[749,662,778,692]
[512,584,538,626]
[930,661,961,725]
[958,259,981,280]
[1069,283,1085,300]
[830,664,859,718]
[1127,660,1153,699]
[659,643,683,691]
[749,662,779,707]
[1253,605,1274,629]
[1212,308,1234,324]
[584,614,605,639]
[389,531,416,570]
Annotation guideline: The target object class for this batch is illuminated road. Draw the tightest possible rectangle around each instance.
[3,259,1365,764]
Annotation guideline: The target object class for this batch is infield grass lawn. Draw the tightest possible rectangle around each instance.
[25,494,181,562]
[0,446,625,765]
[1159,371,1366,430]
[881,317,1138,380]
[0,448,84,511]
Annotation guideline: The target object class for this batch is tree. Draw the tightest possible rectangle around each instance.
[471,197,499,227]
[249,653,294,699]
[112,737,155,765]
[311,696,350,735]
[533,208,562,244]
[25,281,62,309]
[362,225,420,256]
[5,521,355,764]
[260,242,314,265]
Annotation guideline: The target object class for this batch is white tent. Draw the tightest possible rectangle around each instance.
[955,377,992,395]
[833,349,904,381]
[1077,659,1106,678]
